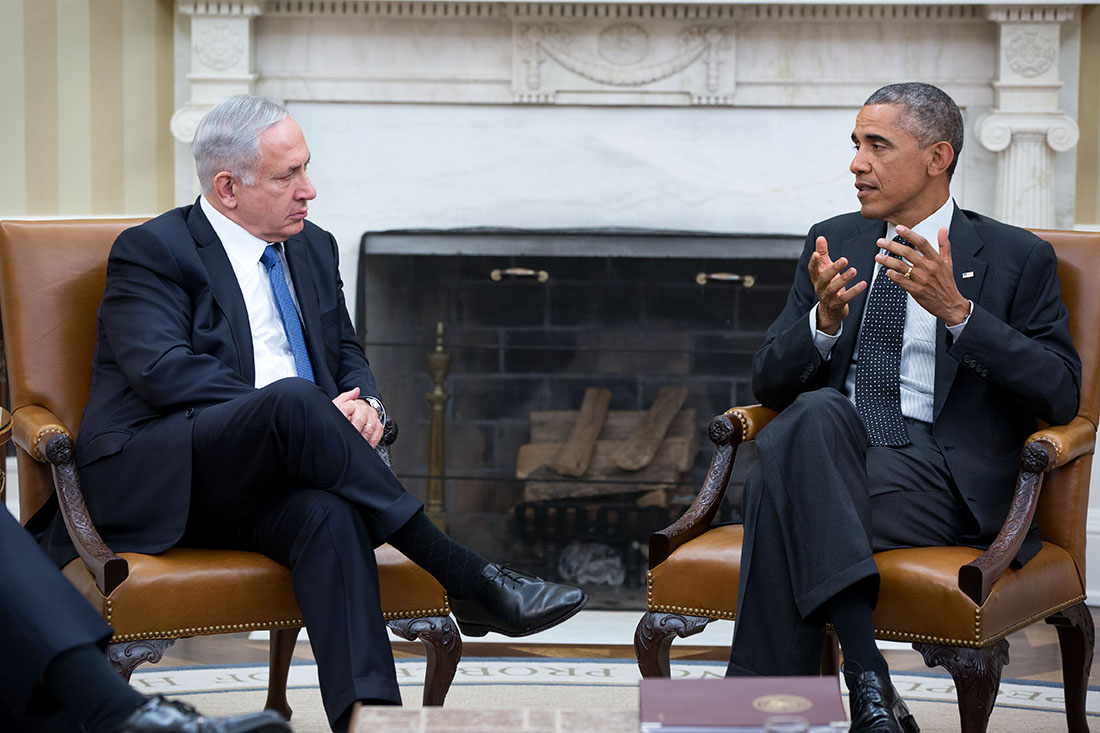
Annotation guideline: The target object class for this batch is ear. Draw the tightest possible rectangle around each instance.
[211,171,238,209]
[927,141,955,178]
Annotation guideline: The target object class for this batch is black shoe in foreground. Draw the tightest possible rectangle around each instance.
[843,664,920,733]
[115,696,290,733]
[450,563,588,637]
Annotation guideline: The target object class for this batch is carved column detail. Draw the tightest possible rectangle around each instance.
[171,1,264,145]
[977,5,1079,228]
[978,114,1078,227]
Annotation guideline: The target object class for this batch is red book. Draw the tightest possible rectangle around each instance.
[639,677,848,731]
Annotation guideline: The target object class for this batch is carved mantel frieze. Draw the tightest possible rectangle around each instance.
[513,20,734,105]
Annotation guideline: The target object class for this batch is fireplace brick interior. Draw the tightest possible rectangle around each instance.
[356,231,799,603]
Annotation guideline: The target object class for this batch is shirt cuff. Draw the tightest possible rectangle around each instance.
[809,304,841,361]
[946,300,974,339]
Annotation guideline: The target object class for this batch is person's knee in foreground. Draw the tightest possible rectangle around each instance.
[0,506,288,733]
[726,81,1080,733]
[39,93,586,732]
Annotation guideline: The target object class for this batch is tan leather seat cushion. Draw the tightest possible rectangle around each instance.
[648,526,1085,647]
[647,525,742,620]
[874,543,1083,646]
[63,543,447,642]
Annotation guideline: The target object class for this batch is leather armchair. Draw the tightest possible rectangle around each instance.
[0,219,462,718]
[635,229,1098,733]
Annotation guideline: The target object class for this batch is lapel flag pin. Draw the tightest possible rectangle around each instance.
[962,271,974,279]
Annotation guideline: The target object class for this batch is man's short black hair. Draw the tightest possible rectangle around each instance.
[865,82,964,177]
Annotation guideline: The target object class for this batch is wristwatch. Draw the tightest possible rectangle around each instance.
[362,395,386,423]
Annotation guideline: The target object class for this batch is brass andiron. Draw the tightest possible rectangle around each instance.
[425,322,451,530]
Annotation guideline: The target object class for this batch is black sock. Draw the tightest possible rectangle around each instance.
[43,644,145,733]
[388,510,489,599]
[827,578,890,679]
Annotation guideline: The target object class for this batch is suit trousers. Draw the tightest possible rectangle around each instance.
[726,388,973,676]
[0,508,113,732]
[184,378,423,726]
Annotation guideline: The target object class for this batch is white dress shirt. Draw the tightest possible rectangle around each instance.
[200,195,300,388]
[809,197,969,423]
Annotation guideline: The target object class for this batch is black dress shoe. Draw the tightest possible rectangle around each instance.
[843,664,920,733]
[115,696,290,733]
[450,563,588,637]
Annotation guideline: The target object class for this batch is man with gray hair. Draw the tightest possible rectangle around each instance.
[725,82,1079,732]
[40,94,586,732]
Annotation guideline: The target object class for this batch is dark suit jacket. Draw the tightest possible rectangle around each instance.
[752,205,1081,564]
[51,200,381,564]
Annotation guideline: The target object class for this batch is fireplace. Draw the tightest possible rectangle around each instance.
[356,228,797,604]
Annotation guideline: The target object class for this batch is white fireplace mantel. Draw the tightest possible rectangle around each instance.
[172,1,1083,238]
[174,2,1081,110]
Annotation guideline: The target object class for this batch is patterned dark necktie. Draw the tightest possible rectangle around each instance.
[854,236,913,447]
[260,244,315,383]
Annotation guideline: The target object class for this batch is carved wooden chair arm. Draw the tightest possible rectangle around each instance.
[12,404,73,461]
[958,416,1094,606]
[649,412,742,566]
[1026,416,1096,470]
[0,407,11,447]
[374,416,399,469]
[724,404,779,444]
[12,405,128,596]
[0,408,10,502]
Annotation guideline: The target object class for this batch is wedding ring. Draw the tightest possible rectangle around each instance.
[904,266,913,279]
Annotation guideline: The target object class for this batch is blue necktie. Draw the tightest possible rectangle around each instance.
[854,236,913,447]
[260,244,315,383]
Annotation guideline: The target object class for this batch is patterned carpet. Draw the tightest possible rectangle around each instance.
[137,658,1095,732]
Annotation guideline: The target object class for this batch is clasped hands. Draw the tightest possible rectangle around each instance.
[332,386,384,447]
[810,224,971,335]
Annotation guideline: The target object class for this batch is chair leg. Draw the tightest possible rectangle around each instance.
[265,627,300,720]
[914,639,1009,733]
[106,638,175,681]
[634,611,712,678]
[388,616,462,706]
[1045,601,1095,733]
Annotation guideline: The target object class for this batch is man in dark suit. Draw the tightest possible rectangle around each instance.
[1,508,289,733]
[725,83,1080,733]
[45,95,586,732]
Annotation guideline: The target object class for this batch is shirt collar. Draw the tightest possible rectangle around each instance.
[199,194,273,267]
[885,197,955,253]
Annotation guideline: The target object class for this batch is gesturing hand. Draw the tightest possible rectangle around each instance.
[876,225,970,326]
[809,235,867,335]
[332,386,385,447]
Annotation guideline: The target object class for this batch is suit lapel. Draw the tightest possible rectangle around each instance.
[188,202,256,385]
[283,234,334,392]
[829,220,886,388]
[933,205,986,420]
